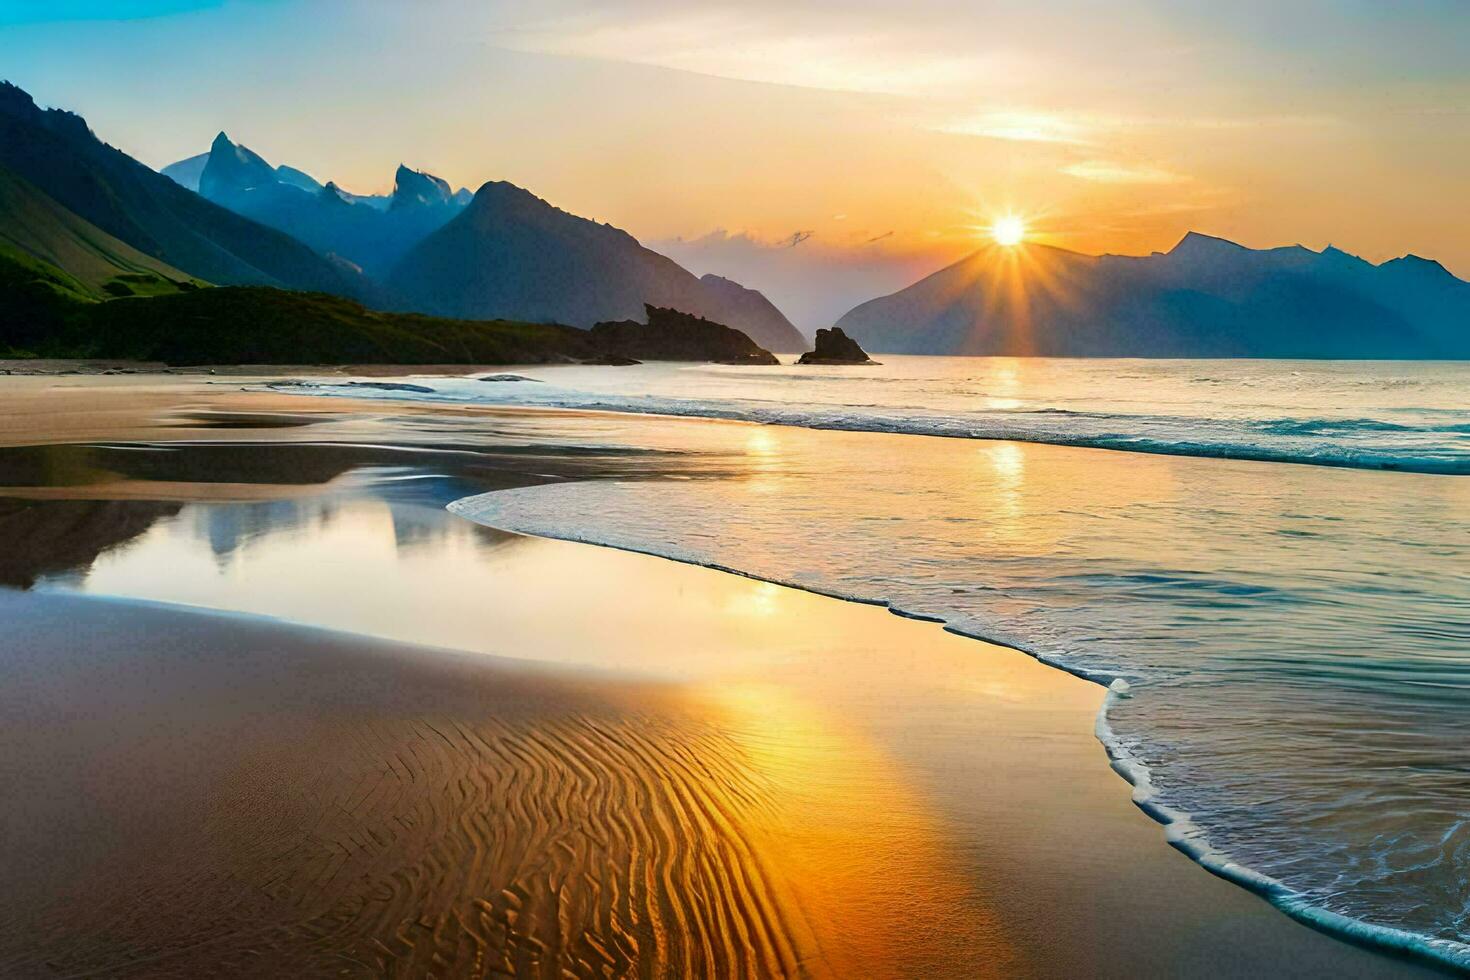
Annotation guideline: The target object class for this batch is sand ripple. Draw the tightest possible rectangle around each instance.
[0,592,934,979]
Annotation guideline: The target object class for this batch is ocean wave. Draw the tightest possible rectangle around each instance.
[257,379,1470,475]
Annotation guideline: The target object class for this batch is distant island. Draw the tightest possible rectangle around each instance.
[835,234,1470,359]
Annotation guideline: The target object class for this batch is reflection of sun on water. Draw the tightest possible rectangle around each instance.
[985,441,1024,482]
[980,441,1028,548]
[983,358,1025,409]
[745,427,779,458]
[57,476,1036,975]
[744,426,789,494]
[992,359,1020,393]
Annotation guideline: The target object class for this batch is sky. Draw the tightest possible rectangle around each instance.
[2,0,1468,326]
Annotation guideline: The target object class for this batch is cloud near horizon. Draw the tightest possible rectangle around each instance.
[655,228,949,330]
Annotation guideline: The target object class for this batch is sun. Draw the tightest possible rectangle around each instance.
[991,215,1026,246]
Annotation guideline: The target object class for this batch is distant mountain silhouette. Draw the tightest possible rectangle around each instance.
[388,181,807,351]
[0,143,779,366]
[160,152,208,191]
[696,274,804,349]
[178,135,468,276]
[835,233,1470,358]
[388,164,456,209]
[0,83,364,298]
[272,164,323,194]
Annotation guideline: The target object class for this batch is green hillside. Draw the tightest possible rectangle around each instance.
[0,166,201,299]
[0,158,597,365]
[0,246,73,355]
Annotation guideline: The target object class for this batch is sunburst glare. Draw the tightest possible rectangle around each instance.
[990,215,1027,246]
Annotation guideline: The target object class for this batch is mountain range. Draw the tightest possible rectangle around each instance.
[387,180,806,350]
[835,234,1470,358]
[0,81,803,356]
[158,128,805,351]
[0,83,804,365]
[174,133,472,277]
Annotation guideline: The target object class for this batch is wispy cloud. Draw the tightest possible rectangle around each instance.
[936,110,1093,144]
[484,8,1010,97]
[1061,160,1188,184]
[1177,113,1341,131]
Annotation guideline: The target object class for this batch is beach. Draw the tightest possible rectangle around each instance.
[0,374,1446,978]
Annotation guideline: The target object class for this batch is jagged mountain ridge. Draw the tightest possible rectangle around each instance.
[834,233,1470,358]
[0,83,365,298]
[183,134,468,276]
[0,87,790,367]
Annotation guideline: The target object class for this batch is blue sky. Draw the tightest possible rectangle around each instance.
[0,0,231,24]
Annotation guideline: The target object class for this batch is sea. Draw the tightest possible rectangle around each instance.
[267,356,1470,969]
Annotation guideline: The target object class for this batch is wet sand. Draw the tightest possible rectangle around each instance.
[6,590,917,978]
[0,375,1444,978]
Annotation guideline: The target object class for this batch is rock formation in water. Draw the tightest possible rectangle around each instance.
[797,327,873,364]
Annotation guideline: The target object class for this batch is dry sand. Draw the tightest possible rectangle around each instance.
[0,374,1444,978]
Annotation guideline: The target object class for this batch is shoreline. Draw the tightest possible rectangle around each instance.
[8,358,1469,475]
[450,488,1470,975]
[246,366,1470,477]
[0,374,1451,977]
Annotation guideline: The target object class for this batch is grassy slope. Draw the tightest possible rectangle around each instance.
[0,167,198,299]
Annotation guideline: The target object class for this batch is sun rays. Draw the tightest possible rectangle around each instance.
[990,215,1027,246]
